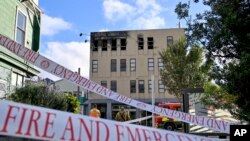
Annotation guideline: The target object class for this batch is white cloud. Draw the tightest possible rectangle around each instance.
[103,0,167,29]
[41,14,72,36]
[103,0,135,22]
[38,41,90,81]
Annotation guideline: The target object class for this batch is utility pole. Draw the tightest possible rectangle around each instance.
[77,68,81,102]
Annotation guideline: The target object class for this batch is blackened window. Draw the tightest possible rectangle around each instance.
[158,58,164,70]
[111,80,117,92]
[101,81,107,88]
[138,80,145,93]
[138,36,144,50]
[130,80,136,93]
[112,39,117,51]
[111,59,117,72]
[147,37,154,49]
[120,38,126,50]
[92,40,98,51]
[92,60,98,72]
[130,58,136,71]
[148,58,154,71]
[102,39,107,51]
[120,59,126,72]
[167,36,173,46]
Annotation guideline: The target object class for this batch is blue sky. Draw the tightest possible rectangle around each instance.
[38,0,208,80]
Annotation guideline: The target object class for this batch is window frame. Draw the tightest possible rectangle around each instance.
[148,58,154,71]
[138,36,144,50]
[120,38,126,50]
[120,59,126,72]
[158,80,165,93]
[111,59,117,72]
[111,80,117,92]
[148,80,152,93]
[147,37,154,49]
[158,58,164,71]
[15,10,26,45]
[167,36,173,46]
[111,39,117,51]
[138,80,145,93]
[130,58,136,72]
[101,80,107,88]
[130,80,136,93]
[102,39,108,51]
[92,60,98,72]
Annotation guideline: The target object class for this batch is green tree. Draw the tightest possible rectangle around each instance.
[175,0,250,122]
[8,84,80,113]
[160,37,210,99]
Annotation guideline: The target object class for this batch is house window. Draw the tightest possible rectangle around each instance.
[101,81,107,88]
[159,80,165,93]
[148,80,152,93]
[120,59,126,72]
[138,36,144,50]
[92,40,98,51]
[148,58,154,71]
[102,39,107,51]
[130,80,136,93]
[92,60,98,72]
[158,58,164,70]
[11,72,24,87]
[167,36,173,46]
[130,58,136,71]
[147,37,154,49]
[111,39,117,51]
[111,59,117,72]
[111,80,117,92]
[16,11,26,45]
[120,38,126,50]
[138,80,145,93]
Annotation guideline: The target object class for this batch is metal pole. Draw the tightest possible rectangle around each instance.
[151,75,155,127]
[77,68,80,100]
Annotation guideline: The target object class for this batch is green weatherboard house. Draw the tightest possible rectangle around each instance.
[0,0,41,98]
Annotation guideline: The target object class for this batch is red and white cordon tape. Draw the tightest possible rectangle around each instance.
[0,33,232,133]
[0,100,222,141]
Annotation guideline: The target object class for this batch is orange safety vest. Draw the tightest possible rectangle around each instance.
[89,108,101,118]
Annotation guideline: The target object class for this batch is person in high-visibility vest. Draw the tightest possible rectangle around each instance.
[89,104,101,118]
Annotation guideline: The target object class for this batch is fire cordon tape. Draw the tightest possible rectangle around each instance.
[0,33,233,133]
[0,100,223,141]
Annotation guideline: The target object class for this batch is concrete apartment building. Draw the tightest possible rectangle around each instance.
[0,0,41,98]
[88,28,185,121]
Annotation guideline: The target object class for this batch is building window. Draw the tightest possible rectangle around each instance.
[120,38,126,50]
[111,80,117,92]
[112,39,117,51]
[130,58,136,72]
[148,58,154,71]
[167,36,173,46]
[101,81,107,88]
[148,80,152,93]
[159,80,165,93]
[138,80,145,93]
[158,58,164,70]
[16,11,26,45]
[120,59,126,72]
[92,60,98,72]
[147,37,154,49]
[111,59,117,72]
[138,36,144,50]
[92,40,98,51]
[11,72,24,87]
[130,80,136,93]
[102,39,107,51]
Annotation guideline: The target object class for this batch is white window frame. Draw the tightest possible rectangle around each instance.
[15,8,27,46]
